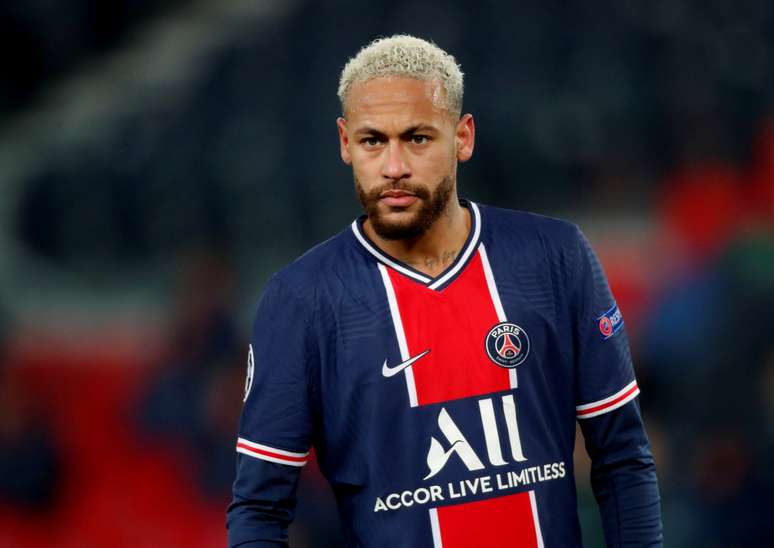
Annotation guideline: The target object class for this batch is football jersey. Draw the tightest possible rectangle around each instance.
[228,201,658,547]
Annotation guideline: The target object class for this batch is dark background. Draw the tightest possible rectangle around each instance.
[1,1,773,546]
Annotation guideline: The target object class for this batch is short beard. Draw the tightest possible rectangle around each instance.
[356,176,454,240]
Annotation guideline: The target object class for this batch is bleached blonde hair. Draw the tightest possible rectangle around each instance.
[338,35,464,117]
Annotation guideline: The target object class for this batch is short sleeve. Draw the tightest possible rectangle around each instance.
[569,227,640,420]
[236,274,317,466]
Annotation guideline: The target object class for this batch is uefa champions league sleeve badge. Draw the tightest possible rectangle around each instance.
[243,344,255,402]
[597,303,624,341]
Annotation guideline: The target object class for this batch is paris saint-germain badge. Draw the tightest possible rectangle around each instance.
[485,322,530,369]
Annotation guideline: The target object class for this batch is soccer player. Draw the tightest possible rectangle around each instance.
[227,35,662,547]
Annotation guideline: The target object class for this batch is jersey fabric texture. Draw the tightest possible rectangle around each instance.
[227,201,662,547]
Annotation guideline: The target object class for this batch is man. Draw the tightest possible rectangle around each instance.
[227,35,662,547]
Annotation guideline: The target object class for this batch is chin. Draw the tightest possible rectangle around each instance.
[370,212,428,240]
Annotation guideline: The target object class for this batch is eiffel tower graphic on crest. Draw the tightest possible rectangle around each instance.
[497,332,521,359]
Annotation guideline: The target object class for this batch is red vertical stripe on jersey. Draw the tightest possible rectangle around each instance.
[435,491,538,548]
[385,248,543,547]
[386,250,510,406]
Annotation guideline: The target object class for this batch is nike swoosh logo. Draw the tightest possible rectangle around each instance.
[382,349,431,378]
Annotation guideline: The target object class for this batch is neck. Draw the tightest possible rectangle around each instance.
[363,195,471,278]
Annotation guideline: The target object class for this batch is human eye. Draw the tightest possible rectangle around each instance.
[360,136,381,148]
[410,134,431,145]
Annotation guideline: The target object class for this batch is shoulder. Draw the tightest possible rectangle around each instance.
[259,224,362,308]
[476,202,583,252]
[276,228,351,282]
[475,203,591,296]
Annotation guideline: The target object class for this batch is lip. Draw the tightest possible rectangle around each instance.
[379,189,417,208]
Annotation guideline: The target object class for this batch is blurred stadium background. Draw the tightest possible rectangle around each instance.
[1,1,773,546]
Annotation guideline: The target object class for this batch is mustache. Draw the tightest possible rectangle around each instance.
[361,181,431,202]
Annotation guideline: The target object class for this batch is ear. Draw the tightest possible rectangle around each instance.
[455,114,475,163]
[337,117,352,165]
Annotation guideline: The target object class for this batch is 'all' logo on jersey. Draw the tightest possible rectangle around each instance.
[485,322,530,368]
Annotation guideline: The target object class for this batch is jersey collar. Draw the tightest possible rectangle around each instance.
[350,200,482,291]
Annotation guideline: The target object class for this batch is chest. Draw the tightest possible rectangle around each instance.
[324,248,569,410]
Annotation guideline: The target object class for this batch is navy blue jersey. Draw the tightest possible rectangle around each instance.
[228,201,662,547]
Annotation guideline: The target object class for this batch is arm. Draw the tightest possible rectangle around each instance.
[568,226,663,546]
[226,275,318,548]
[579,400,663,547]
[227,459,303,547]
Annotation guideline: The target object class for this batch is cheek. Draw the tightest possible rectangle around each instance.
[415,146,455,173]
[350,158,377,187]
[350,151,381,176]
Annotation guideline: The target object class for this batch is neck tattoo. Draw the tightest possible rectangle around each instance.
[419,249,458,270]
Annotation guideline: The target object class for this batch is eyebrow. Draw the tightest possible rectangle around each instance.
[353,124,439,138]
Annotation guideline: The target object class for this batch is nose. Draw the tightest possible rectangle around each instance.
[381,141,411,181]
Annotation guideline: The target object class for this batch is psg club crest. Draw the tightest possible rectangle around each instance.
[485,322,530,369]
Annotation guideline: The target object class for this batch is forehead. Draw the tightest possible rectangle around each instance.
[345,77,451,123]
